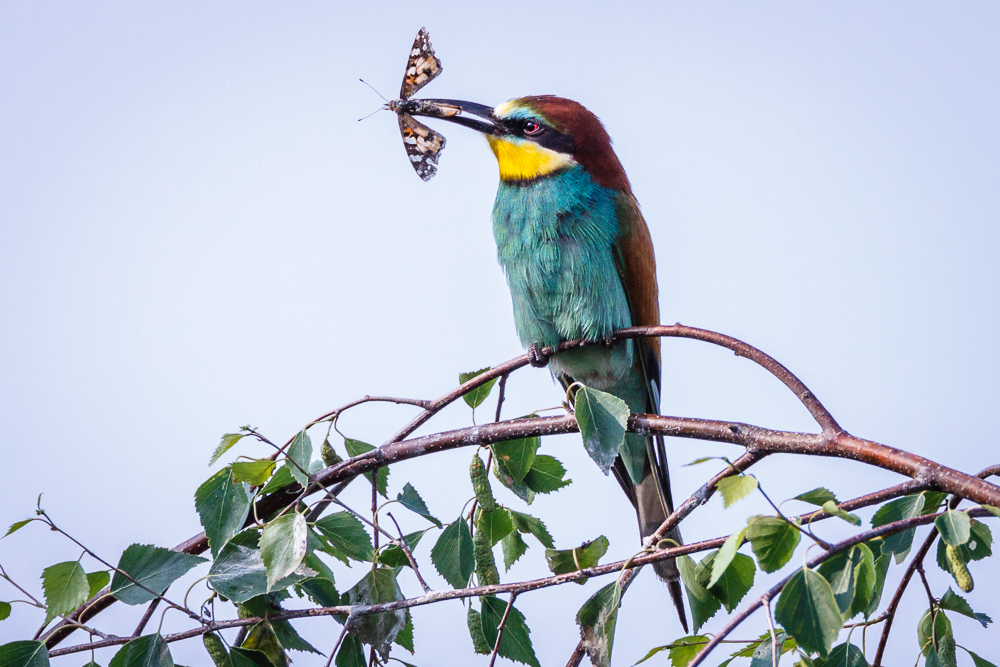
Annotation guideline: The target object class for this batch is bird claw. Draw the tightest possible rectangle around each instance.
[527,343,550,368]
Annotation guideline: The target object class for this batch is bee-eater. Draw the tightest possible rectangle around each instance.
[411,95,686,628]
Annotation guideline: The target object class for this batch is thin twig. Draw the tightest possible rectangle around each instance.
[494,374,509,423]
[386,512,432,594]
[761,594,778,667]
[324,625,349,667]
[132,598,160,638]
[488,593,517,667]
[0,564,44,607]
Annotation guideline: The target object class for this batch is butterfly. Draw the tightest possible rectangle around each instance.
[386,28,447,181]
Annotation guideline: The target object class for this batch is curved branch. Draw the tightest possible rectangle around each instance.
[41,325,996,648]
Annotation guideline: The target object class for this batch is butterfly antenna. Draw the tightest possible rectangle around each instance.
[357,106,384,122]
[359,78,389,103]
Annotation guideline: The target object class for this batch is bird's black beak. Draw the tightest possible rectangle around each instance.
[391,98,501,136]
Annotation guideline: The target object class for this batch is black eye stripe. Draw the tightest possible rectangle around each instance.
[501,118,575,154]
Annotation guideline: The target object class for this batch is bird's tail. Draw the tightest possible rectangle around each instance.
[633,456,688,633]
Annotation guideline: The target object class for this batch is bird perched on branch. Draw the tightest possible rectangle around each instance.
[409,94,687,630]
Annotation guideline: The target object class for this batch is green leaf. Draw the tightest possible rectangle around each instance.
[343,439,389,498]
[677,554,722,632]
[749,631,792,667]
[936,510,972,547]
[493,459,535,505]
[260,513,308,592]
[634,636,708,666]
[0,601,10,621]
[501,531,529,571]
[459,368,499,409]
[394,610,414,653]
[397,483,442,527]
[208,529,312,604]
[936,520,992,587]
[747,516,801,573]
[207,530,269,603]
[195,468,251,558]
[775,568,842,658]
[260,465,294,495]
[544,536,609,583]
[846,544,876,620]
[917,609,953,658]
[345,567,405,660]
[706,552,755,613]
[284,430,312,487]
[864,542,891,619]
[968,650,1000,667]
[231,461,276,486]
[683,457,718,466]
[0,641,50,667]
[509,510,554,548]
[110,545,206,605]
[211,433,245,465]
[312,512,375,563]
[270,618,322,654]
[334,634,365,667]
[523,455,572,494]
[981,506,1000,518]
[481,595,540,667]
[109,634,173,667]
[229,647,272,667]
[938,587,992,627]
[717,476,758,508]
[86,571,110,599]
[821,500,861,526]
[573,385,630,474]
[493,437,539,485]
[871,494,925,562]
[814,641,868,667]
[4,519,35,538]
[576,581,621,667]
[794,488,837,506]
[477,508,515,547]
[41,560,89,625]
[708,528,747,588]
[817,547,864,617]
[296,577,341,608]
[430,518,475,588]
[241,622,288,667]
[377,530,429,569]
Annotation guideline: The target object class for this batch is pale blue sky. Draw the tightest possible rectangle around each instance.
[2,2,998,664]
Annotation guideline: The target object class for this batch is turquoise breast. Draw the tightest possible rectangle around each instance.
[491,165,633,350]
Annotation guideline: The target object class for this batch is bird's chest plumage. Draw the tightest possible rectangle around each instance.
[491,167,633,350]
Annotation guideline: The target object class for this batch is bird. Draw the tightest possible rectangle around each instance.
[403,94,687,630]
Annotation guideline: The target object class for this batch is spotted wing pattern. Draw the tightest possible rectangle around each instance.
[399,27,442,100]
[398,112,446,181]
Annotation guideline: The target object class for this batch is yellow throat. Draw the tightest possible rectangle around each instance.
[486,135,575,181]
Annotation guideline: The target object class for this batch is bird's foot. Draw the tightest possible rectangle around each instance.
[527,343,550,368]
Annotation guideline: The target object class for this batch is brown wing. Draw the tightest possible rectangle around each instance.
[399,28,443,99]
[398,113,446,181]
[615,193,661,380]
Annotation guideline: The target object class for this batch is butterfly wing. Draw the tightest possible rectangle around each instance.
[399,27,443,100]
[398,113,446,181]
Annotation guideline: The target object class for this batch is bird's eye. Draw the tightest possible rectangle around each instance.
[522,120,543,135]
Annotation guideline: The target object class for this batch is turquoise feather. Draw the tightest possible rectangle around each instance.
[492,164,649,483]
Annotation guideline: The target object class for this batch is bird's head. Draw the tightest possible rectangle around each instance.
[413,95,631,190]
